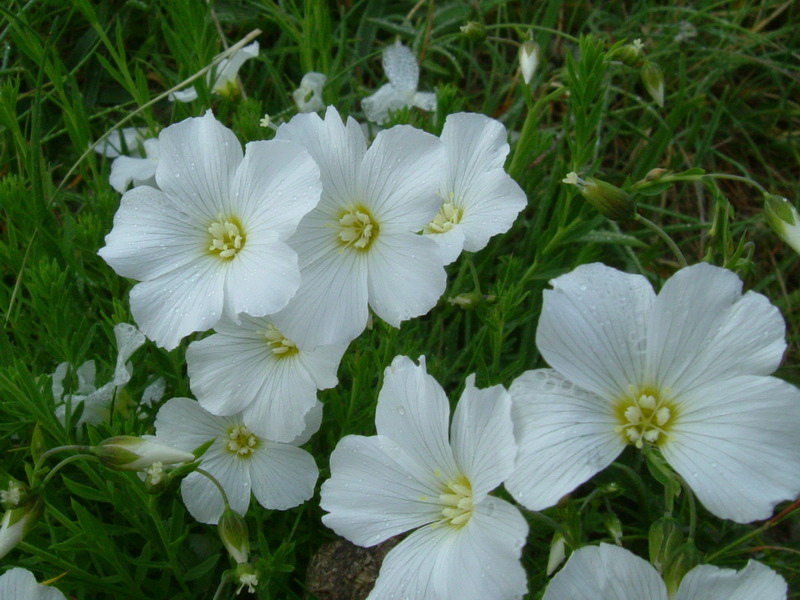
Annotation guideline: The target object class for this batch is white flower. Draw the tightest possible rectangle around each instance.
[94,435,195,470]
[507,262,800,523]
[0,500,41,560]
[320,356,529,600]
[170,41,259,103]
[423,113,527,264]
[764,194,800,255]
[109,137,160,193]
[98,110,322,350]
[54,323,145,427]
[271,106,447,349]
[293,72,326,113]
[0,568,66,600]
[518,39,540,84]
[543,543,787,600]
[186,313,346,442]
[93,127,148,158]
[154,397,320,524]
[362,40,436,124]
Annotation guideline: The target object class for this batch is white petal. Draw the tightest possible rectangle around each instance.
[662,375,800,523]
[249,442,318,510]
[276,224,369,349]
[129,255,226,350]
[375,355,459,480]
[429,498,529,600]
[98,185,207,282]
[230,139,321,239]
[441,113,510,181]
[425,225,466,265]
[382,40,419,91]
[537,263,655,399]
[76,360,96,394]
[112,322,146,386]
[543,543,668,600]
[321,435,443,546]
[154,397,223,453]
[94,127,147,158]
[169,87,199,103]
[412,91,437,111]
[450,376,516,501]
[155,110,242,221]
[275,107,366,212]
[647,263,786,395]
[212,41,259,92]
[361,125,443,231]
[366,526,442,599]
[109,155,158,193]
[289,400,324,446]
[0,568,67,600]
[188,440,251,524]
[51,362,68,400]
[367,232,446,327]
[362,83,409,125]
[223,234,301,320]
[675,561,788,600]
[505,369,625,511]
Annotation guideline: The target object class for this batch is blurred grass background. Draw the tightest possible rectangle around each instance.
[1,0,799,598]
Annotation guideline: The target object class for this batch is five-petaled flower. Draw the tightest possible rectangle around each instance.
[321,355,529,600]
[506,262,800,523]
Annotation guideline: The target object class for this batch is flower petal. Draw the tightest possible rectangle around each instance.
[154,397,222,452]
[675,561,788,600]
[362,83,408,124]
[450,376,516,501]
[537,263,655,399]
[662,375,800,523]
[367,232,446,327]
[320,434,443,546]
[646,263,786,395]
[109,155,158,193]
[425,225,466,265]
[505,369,625,511]
[412,91,437,111]
[0,568,67,600]
[382,40,419,91]
[155,110,242,221]
[361,125,443,231]
[230,139,321,239]
[129,255,225,350]
[98,185,207,282]
[543,543,668,600]
[375,355,459,480]
[249,442,318,510]
[212,41,259,93]
[441,113,510,182]
[366,526,443,599]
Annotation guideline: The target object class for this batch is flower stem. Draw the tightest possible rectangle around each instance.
[40,454,98,488]
[196,468,230,508]
[634,213,688,268]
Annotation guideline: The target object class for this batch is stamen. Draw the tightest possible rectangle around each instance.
[615,389,675,449]
[337,206,378,250]
[424,201,463,234]
[438,474,474,528]
[208,215,246,259]
[263,324,298,358]
[224,425,259,458]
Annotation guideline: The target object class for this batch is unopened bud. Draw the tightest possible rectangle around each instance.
[641,61,665,107]
[447,293,496,310]
[0,498,43,559]
[546,533,567,575]
[605,514,624,545]
[644,168,669,182]
[519,39,541,84]
[460,21,486,42]
[648,515,684,573]
[563,172,635,220]
[662,541,702,597]
[1,480,28,510]
[616,38,645,67]
[94,436,195,471]
[235,562,258,594]
[219,507,250,564]
[764,194,800,254]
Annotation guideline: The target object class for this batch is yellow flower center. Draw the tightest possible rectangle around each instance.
[438,474,474,528]
[263,324,298,358]
[225,425,259,458]
[614,386,676,449]
[424,201,463,234]
[208,215,246,259]
[337,206,378,250]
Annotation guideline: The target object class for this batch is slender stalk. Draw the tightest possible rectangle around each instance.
[634,213,688,268]
[195,467,230,507]
[40,454,98,488]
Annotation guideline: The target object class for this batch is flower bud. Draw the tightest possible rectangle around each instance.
[563,172,635,221]
[764,194,800,254]
[0,498,43,559]
[93,436,195,471]
[616,38,645,67]
[662,541,702,597]
[519,39,541,84]
[644,168,669,182]
[648,514,684,573]
[546,533,566,575]
[460,21,487,42]
[641,61,665,107]
[605,513,623,545]
[219,507,250,564]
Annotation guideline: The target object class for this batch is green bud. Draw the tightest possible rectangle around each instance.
[605,514,623,545]
[648,515,684,573]
[616,38,645,67]
[663,541,702,597]
[460,21,487,42]
[546,533,567,575]
[644,168,669,182]
[219,507,250,564]
[764,194,800,254]
[94,436,195,471]
[519,39,541,84]
[563,172,635,220]
[0,497,43,559]
[30,422,46,464]
[641,61,665,107]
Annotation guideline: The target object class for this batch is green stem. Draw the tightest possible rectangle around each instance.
[33,444,92,484]
[196,468,230,508]
[706,173,767,195]
[39,454,97,488]
[684,480,697,543]
[634,213,688,268]
[211,572,233,600]
[526,510,576,549]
